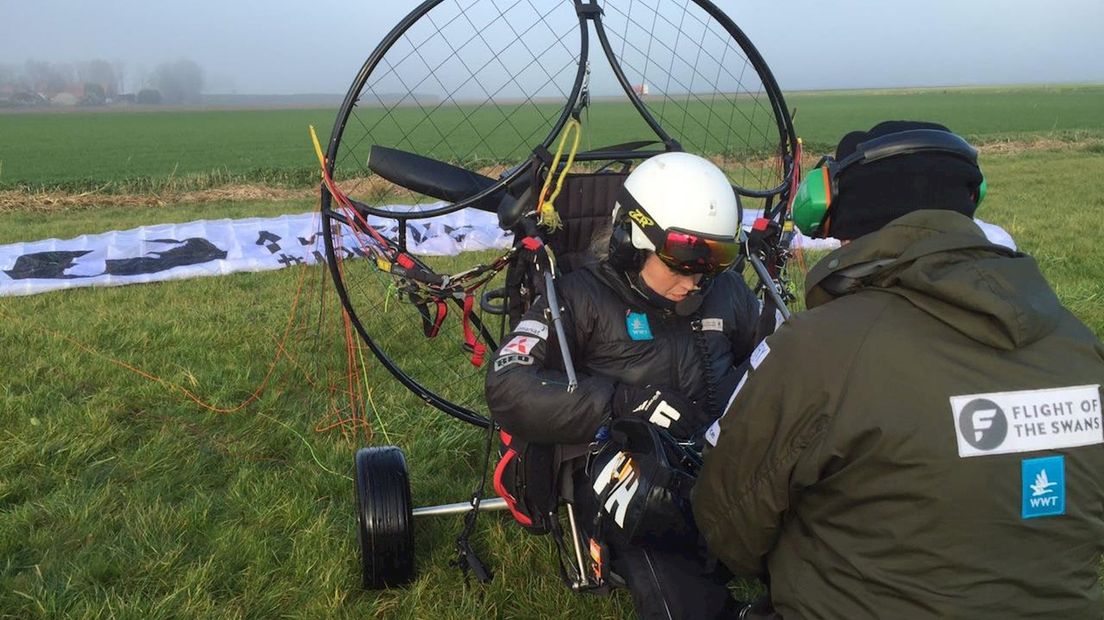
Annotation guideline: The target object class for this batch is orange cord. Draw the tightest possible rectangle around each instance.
[0,227,374,443]
[8,259,311,415]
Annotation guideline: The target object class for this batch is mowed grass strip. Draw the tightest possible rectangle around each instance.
[1,85,1102,193]
[1,154,1103,616]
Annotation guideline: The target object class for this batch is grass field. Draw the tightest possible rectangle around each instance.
[1,84,1102,192]
[2,86,1104,618]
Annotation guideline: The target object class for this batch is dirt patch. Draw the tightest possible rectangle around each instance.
[0,184,318,213]
[0,164,516,214]
[975,137,1096,156]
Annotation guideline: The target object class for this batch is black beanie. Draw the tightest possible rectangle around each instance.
[827,120,983,240]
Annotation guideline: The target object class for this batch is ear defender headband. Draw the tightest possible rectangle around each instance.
[791,129,988,237]
[608,205,646,272]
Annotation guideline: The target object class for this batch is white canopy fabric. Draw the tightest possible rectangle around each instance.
[0,203,1014,297]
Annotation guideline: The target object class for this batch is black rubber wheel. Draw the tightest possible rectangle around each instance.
[354,446,415,589]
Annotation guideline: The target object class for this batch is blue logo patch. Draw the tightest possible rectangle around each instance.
[626,312,653,341]
[1021,455,1065,519]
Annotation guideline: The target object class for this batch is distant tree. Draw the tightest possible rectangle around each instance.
[24,60,72,97]
[112,60,127,96]
[0,63,16,90]
[136,88,162,105]
[151,59,204,104]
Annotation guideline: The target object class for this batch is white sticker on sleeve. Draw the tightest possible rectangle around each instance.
[749,339,771,369]
[723,371,750,414]
[493,353,533,372]
[701,318,723,332]
[704,419,721,447]
[950,384,1102,458]
[706,372,750,448]
[501,335,540,356]
[514,319,549,340]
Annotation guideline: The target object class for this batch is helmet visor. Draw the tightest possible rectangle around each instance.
[656,229,742,275]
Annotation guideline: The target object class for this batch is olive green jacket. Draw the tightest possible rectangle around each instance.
[692,210,1104,619]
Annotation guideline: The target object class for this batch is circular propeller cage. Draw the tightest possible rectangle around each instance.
[321,0,797,427]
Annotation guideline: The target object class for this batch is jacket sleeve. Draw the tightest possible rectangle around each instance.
[691,316,831,578]
[484,289,618,445]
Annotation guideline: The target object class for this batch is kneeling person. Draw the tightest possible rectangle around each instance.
[693,121,1104,619]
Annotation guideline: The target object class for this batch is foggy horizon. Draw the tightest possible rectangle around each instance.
[1,0,1102,97]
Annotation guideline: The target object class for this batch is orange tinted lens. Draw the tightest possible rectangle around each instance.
[659,232,739,274]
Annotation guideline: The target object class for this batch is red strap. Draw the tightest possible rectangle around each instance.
[753,217,770,231]
[428,300,448,338]
[462,293,486,367]
[521,236,543,251]
[492,447,533,527]
[396,253,415,269]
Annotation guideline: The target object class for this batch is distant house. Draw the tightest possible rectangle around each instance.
[51,92,79,106]
[11,92,48,107]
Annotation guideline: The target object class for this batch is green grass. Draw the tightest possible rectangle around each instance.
[2,144,1103,618]
[3,82,1104,616]
[2,85,1102,193]
[0,108,337,192]
[0,241,629,618]
[785,84,1104,150]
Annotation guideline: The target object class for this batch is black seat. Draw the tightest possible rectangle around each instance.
[543,171,629,274]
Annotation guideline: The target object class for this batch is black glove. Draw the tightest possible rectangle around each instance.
[612,384,710,440]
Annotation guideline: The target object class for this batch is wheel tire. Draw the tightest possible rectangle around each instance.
[354,446,415,589]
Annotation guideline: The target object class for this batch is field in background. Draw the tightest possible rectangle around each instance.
[2,86,1104,618]
[1,84,1102,192]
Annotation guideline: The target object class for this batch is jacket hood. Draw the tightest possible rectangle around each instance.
[805,210,1062,350]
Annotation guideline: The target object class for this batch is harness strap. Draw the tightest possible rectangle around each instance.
[414,298,448,338]
[430,300,448,337]
[462,293,486,367]
[492,431,535,527]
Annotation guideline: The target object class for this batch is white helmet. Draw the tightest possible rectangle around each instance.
[610,152,742,275]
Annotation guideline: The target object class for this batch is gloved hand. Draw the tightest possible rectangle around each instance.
[612,384,710,440]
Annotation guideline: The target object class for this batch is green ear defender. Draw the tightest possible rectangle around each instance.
[791,162,834,237]
[791,129,987,238]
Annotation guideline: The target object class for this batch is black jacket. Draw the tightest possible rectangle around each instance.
[485,260,761,445]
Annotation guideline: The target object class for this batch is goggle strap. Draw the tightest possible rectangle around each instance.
[616,187,670,251]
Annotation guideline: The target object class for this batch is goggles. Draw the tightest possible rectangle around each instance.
[618,188,742,276]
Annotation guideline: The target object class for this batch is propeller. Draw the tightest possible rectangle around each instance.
[368,145,503,212]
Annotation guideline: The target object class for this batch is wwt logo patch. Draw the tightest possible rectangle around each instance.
[1021,456,1065,519]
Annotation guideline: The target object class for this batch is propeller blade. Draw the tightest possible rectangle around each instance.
[368,145,500,208]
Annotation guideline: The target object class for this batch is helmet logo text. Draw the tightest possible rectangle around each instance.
[627,208,655,229]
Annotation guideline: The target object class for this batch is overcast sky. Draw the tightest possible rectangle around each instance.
[1,0,1101,94]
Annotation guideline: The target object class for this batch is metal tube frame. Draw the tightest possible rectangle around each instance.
[412,497,508,518]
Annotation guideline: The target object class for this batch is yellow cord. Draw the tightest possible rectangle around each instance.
[537,117,582,230]
[356,341,391,445]
[308,125,327,171]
